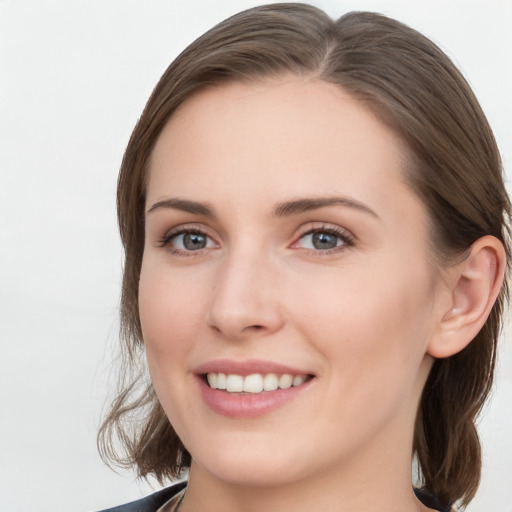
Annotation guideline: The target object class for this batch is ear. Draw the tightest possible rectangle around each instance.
[428,235,507,359]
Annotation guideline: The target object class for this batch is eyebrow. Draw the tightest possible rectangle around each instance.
[273,196,379,218]
[146,195,379,219]
[147,198,214,216]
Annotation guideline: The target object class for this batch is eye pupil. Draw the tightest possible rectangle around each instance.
[312,232,338,250]
[183,233,207,250]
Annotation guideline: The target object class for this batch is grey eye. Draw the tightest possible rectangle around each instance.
[311,232,339,250]
[183,233,207,250]
[298,231,343,250]
[172,232,214,251]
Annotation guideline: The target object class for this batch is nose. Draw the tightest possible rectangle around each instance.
[206,250,284,341]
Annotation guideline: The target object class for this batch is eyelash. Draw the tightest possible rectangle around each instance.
[158,223,355,256]
[158,225,218,256]
[293,224,355,254]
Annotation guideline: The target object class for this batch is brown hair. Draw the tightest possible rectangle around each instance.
[98,3,510,508]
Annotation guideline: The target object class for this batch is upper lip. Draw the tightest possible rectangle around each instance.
[194,359,313,377]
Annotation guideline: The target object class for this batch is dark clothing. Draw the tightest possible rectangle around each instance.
[414,487,451,512]
[97,482,186,512]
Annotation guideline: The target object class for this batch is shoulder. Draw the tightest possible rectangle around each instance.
[95,481,187,512]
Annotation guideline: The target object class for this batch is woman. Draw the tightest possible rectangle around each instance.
[97,4,510,511]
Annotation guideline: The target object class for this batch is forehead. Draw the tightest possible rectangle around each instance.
[147,77,422,227]
[150,78,405,185]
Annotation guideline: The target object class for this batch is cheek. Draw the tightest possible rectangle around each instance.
[292,257,435,383]
[138,261,212,434]
[138,261,207,369]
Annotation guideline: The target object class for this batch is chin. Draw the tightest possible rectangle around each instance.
[190,445,309,488]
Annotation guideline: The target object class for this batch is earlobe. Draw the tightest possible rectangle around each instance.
[428,235,506,359]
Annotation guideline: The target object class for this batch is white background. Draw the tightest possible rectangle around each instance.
[0,1,510,511]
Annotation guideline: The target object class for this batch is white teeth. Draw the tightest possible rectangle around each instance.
[243,374,264,393]
[226,374,244,392]
[293,375,305,386]
[278,374,293,389]
[207,373,217,389]
[217,372,227,390]
[263,373,278,391]
[206,372,309,393]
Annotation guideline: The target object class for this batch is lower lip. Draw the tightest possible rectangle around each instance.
[197,377,313,418]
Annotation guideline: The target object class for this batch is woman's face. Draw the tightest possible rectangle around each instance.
[140,77,448,488]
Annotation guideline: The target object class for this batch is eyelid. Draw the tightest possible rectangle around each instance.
[290,223,355,252]
[158,223,220,253]
[156,221,354,255]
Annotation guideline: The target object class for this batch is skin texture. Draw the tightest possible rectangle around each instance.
[139,77,481,512]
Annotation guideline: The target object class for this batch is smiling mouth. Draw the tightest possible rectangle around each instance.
[204,372,313,394]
